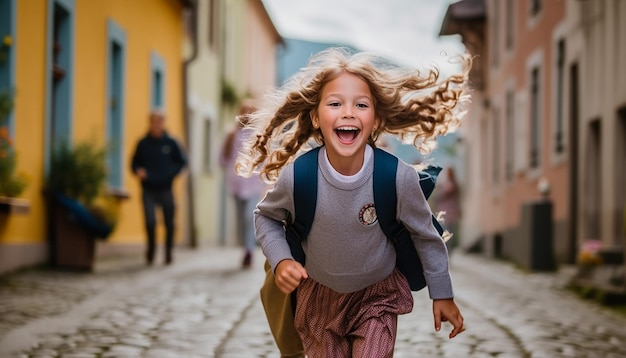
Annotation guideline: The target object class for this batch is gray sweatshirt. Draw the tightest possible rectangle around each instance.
[254,147,454,299]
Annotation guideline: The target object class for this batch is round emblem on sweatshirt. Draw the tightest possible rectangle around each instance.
[359,203,378,226]
[162,145,171,154]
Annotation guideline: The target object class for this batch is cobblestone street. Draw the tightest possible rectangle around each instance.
[1,247,625,358]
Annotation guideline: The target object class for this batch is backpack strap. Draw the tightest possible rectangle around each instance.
[418,166,445,235]
[287,146,443,291]
[373,148,444,291]
[372,148,404,238]
[286,147,321,266]
[418,166,442,199]
[373,150,445,237]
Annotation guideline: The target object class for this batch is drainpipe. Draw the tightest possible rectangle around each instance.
[182,0,198,248]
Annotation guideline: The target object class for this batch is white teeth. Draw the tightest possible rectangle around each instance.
[336,127,359,131]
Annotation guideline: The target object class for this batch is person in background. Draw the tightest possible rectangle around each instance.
[131,111,186,266]
[220,101,265,269]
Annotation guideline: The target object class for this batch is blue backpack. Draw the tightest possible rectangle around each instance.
[285,146,443,291]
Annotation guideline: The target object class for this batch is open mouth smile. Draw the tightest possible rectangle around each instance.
[334,126,361,144]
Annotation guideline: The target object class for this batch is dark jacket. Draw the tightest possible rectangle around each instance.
[131,132,186,191]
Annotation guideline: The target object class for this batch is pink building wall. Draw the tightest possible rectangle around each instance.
[244,0,282,99]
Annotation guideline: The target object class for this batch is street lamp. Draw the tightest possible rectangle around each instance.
[537,177,550,201]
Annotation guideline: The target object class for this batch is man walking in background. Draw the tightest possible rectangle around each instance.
[131,111,186,265]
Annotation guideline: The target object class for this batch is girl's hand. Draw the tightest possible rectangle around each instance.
[433,298,465,339]
[275,259,308,294]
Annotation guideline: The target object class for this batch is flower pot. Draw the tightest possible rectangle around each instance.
[53,202,96,271]
[50,193,114,271]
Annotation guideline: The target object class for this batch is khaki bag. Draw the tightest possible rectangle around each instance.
[260,261,304,357]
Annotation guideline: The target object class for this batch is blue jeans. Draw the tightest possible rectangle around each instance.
[234,196,258,252]
[142,189,175,262]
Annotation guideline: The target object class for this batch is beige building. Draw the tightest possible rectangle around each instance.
[441,0,625,274]
[185,0,281,247]
[184,0,224,247]
[563,0,626,270]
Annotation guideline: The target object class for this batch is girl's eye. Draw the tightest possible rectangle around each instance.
[356,103,369,108]
[328,102,340,107]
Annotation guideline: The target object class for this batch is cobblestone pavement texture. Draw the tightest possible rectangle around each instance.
[0,247,625,357]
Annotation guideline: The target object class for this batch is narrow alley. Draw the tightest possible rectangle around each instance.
[1,247,625,358]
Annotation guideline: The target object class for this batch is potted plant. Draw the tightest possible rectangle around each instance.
[221,78,239,107]
[0,90,29,213]
[0,36,29,204]
[46,140,120,270]
[576,240,603,279]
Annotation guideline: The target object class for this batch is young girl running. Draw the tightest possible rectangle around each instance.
[238,48,469,357]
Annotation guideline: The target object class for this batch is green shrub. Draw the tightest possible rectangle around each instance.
[0,90,28,197]
[221,79,239,107]
[47,141,107,205]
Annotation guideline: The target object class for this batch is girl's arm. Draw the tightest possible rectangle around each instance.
[397,164,465,338]
[254,164,297,273]
[396,164,454,300]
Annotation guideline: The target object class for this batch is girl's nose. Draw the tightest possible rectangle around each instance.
[342,109,355,119]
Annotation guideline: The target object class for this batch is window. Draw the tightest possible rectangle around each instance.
[183,6,195,39]
[530,0,542,16]
[506,90,515,180]
[208,0,219,50]
[150,52,165,110]
[491,0,500,67]
[153,71,162,108]
[0,0,15,130]
[569,64,579,140]
[568,62,580,261]
[529,67,541,168]
[481,118,489,183]
[492,108,501,185]
[505,0,515,50]
[106,20,126,189]
[615,108,626,245]
[584,119,602,240]
[555,39,565,153]
[46,0,74,171]
[203,119,212,173]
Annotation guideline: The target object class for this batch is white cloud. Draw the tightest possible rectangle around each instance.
[262,0,465,74]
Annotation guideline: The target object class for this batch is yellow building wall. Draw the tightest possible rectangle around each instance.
[74,0,186,246]
[3,0,48,245]
[1,0,186,252]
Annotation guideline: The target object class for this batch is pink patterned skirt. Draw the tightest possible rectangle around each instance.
[294,268,414,357]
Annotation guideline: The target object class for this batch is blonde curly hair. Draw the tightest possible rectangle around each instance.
[237,47,471,182]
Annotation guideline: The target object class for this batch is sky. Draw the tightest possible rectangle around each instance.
[262,0,466,75]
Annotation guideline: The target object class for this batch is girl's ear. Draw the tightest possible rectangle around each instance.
[310,111,319,129]
[370,116,382,143]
